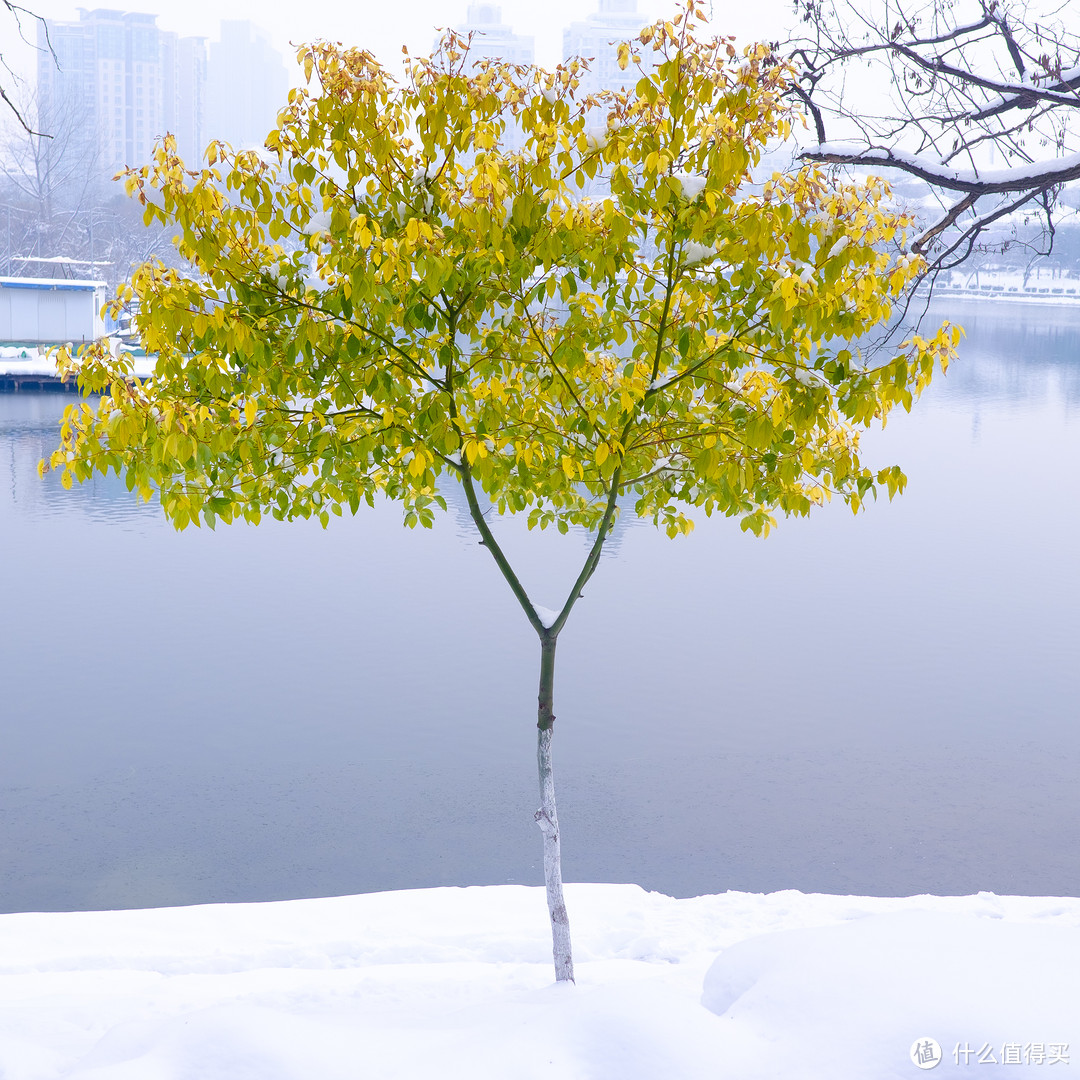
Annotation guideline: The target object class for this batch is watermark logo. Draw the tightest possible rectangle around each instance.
[909,1039,1071,1068]
[954,1042,1071,1066]
[911,1038,943,1070]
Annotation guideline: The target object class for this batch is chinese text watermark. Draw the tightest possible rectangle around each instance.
[954,1043,1070,1067]
[910,1039,1071,1069]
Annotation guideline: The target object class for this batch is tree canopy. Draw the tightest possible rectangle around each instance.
[49,11,955,552]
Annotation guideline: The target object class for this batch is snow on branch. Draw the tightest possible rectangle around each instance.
[802,143,1080,195]
[785,0,1080,272]
[971,65,1080,122]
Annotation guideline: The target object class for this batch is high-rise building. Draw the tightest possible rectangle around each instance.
[563,0,643,97]
[447,5,535,67]
[163,32,208,165]
[442,6,534,151]
[204,21,288,150]
[36,9,207,181]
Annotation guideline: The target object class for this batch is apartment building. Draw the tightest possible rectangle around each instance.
[37,9,206,179]
[563,0,643,96]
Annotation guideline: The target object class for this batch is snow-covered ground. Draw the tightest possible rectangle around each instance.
[2,884,1078,1079]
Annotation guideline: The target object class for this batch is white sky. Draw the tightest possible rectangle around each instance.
[5,0,796,87]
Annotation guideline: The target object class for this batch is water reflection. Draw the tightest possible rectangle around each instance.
[928,300,1080,409]
[1,303,1078,911]
[0,395,161,526]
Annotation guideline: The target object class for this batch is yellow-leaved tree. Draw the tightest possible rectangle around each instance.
[47,6,958,982]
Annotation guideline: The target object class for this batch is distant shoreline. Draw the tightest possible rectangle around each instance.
[930,287,1080,308]
[3,287,1080,390]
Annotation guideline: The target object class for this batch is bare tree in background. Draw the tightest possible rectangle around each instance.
[2,87,100,222]
[788,0,1080,275]
[1,89,180,284]
[1,85,100,274]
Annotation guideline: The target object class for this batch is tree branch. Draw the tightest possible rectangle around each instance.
[801,144,1080,195]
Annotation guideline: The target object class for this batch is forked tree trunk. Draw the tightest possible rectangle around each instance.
[454,463,578,983]
[535,634,574,982]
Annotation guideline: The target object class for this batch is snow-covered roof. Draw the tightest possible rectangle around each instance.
[0,277,107,291]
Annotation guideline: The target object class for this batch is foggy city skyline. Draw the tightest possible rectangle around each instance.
[7,0,795,189]
[5,0,793,93]
[0,0,794,284]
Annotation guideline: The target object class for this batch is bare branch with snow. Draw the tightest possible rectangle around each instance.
[786,0,1080,272]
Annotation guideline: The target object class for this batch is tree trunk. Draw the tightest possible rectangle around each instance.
[535,634,574,983]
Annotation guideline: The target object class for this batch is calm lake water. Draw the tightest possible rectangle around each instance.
[2,301,1079,912]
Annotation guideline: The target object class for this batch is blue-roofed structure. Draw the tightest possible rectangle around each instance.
[0,278,111,346]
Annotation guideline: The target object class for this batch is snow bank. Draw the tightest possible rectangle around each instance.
[1,884,1078,1079]
[0,346,155,381]
[704,906,1080,1078]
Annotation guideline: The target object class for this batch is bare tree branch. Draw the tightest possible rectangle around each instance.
[1,0,54,135]
[806,143,1080,194]
[786,0,1080,275]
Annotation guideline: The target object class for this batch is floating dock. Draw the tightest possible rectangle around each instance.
[0,345,154,392]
